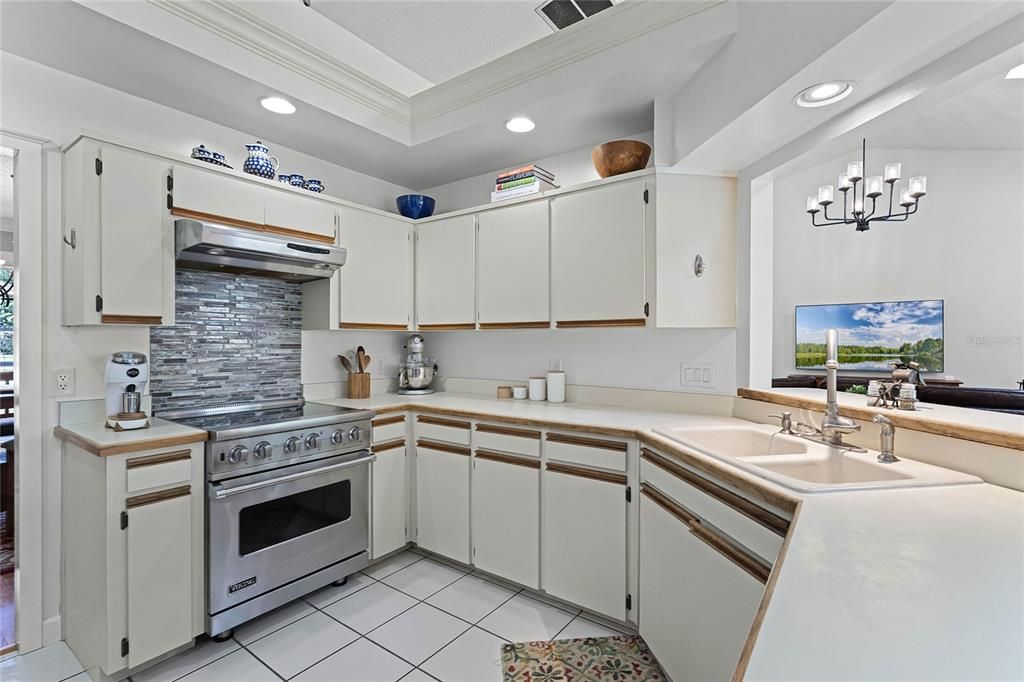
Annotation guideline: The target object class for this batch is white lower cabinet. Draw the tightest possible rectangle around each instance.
[415,440,471,563]
[542,463,628,620]
[471,453,540,588]
[371,440,408,559]
[63,443,204,678]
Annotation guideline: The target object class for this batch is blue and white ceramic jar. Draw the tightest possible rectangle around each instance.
[243,141,279,179]
[277,174,291,184]
[304,179,324,193]
[289,173,305,187]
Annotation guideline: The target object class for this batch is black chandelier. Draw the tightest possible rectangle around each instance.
[806,139,927,231]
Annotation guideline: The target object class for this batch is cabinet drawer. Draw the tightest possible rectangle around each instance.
[373,415,407,443]
[416,415,471,446]
[125,450,193,493]
[474,424,541,458]
[545,432,627,472]
[640,448,787,562]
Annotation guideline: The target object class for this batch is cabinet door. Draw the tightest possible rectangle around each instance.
[98,147,168,324]
[126,489,193,668]
[371,441,408,559]
[172,164,265,228]
[415,215,476,328]
[338,206,412,329]
[472,454,540,588]
[640,491,765,681]
[416,443,470,563]
[477,201,549,326]
[264,189,337,243]
[542,465,626,619]
[550,180,647,325]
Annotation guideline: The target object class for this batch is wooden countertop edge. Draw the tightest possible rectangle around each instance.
[736,388,1024,451]
[54,425,208,457]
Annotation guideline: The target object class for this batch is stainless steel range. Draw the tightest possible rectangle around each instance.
[162,398,375,638]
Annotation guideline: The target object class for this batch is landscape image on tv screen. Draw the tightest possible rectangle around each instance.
[795,300,944,372]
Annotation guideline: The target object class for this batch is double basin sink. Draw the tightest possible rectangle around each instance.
[653,424,981,493]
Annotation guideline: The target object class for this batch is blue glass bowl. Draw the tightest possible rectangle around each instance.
[396,194,436,219]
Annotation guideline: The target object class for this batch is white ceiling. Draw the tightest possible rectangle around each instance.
[311,0,554,85]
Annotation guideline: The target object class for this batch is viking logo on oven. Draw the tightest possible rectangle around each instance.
[228,576,257,594]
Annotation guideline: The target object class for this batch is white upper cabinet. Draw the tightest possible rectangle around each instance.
[415,214,476,328]
[550,179,648,327]
[337,206,412,329]
[63,140,171,325]
[172,164,265,227]
[477,201,550,328]
[653,174,737,327]
[264,189,337,243]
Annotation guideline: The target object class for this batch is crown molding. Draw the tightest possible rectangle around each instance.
[410,0,728,123]
[148,0,411,126]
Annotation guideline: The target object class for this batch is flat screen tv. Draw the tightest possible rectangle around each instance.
[795,299,944,373]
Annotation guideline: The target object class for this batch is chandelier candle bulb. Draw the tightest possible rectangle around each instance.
[817,184,835,206]
[865,176,883,198]
[909,176,927,198]
[900,189,916,207]
[853,198,864,215]
[846,160,863,182]
[806,195,820,213]
[884,162,902,183]
[838,173,852,191]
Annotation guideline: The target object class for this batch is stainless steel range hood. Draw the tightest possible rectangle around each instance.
[175,219,345,282]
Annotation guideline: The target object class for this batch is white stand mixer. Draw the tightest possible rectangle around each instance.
[105,351,150,430]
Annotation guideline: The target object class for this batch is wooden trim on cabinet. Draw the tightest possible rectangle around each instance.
[417,415,471,430]
[101,314,163,325]
[689,519,772,585]
[339,322,409,331]
[475,449,541,469]
[126,449,192,469]
[170,207,265,232]
[373,415,406,428]
[545,462,627,485]
[478,321,550,330]
[125,485,191,509]
[556,318,645,328]
[475,423,541,440]
[641,483,698,525]
[546,432,628,452]
[263,223,336,244]
[416,323,476,331]
[373,439,405,453]
[53,426,207,457]
[641,447,789,537]
[0,643,18,657]
[416,439,471,457]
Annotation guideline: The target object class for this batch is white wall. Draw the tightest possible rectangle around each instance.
[772,148,1024,388]
[426,327,736,396]
[1,53,412,641]
[418,130,653,212]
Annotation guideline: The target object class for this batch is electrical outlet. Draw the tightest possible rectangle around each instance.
[680,362,715,390]
[52,368,76,396]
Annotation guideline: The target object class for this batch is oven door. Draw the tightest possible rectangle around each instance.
[207,450,373,615]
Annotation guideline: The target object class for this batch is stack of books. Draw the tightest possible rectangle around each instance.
[491,164,558,202]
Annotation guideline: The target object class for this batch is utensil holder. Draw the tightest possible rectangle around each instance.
[348,373,370,399]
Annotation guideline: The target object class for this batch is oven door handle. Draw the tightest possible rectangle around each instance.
[211,453,376,499]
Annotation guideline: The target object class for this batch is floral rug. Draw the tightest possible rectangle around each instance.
[501,635,667,681]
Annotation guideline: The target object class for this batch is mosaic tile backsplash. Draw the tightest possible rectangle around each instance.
[149,270,302,413]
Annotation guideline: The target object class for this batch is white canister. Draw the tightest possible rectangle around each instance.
[546,370,565,403]
[528,377,547,401]
[513,386,528,400]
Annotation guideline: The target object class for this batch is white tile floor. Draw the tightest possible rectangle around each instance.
[3,549,632,682]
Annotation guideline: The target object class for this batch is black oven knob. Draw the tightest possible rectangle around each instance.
[305,433,321,449]
[228,445,248,463]
[347,426,362,442]
[253,441,272,460]
[284,436,301,454]
[331,429,346,444]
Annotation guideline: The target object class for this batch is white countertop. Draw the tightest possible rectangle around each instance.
[318,391,1024,679]
[54,416,207,456]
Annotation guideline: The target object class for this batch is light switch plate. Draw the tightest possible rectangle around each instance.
[680,362,715,390]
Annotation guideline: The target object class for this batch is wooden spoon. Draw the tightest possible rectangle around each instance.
[360,354,372,374]
[356,346,366,374]
[338,354,354,374]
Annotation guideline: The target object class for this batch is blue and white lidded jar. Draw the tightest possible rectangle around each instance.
[304,179,324,193]
[243,141,279,179]
[289,174,305,187]
[277,174,291,183]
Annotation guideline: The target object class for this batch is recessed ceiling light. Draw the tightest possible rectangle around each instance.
[505,117,535,133]
[793,81,856,108]
[260,96,296,115]
[1006,63,1024,79]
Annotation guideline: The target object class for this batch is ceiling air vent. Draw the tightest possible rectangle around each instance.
[536,0,614,31]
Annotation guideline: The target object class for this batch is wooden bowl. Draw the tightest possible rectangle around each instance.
[591,140,652,178]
